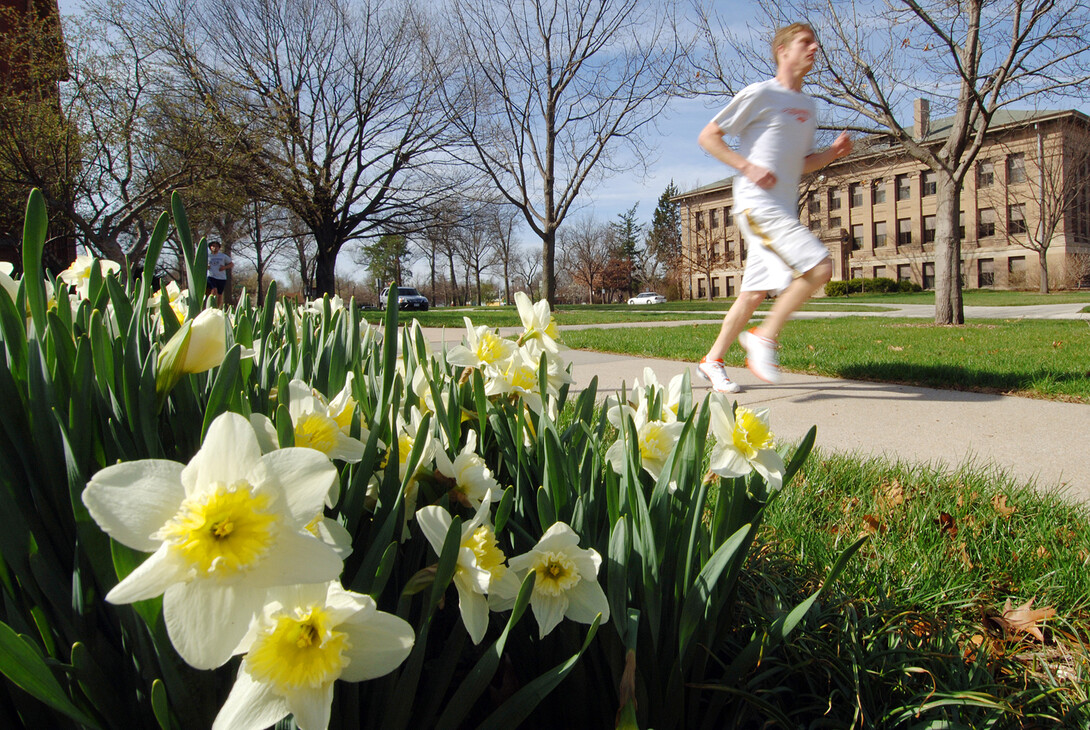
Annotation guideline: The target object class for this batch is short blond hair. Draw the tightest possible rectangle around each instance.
[772,23,815,63]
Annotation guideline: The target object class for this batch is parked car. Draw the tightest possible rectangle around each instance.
[627,291,667,305]
[380,286,429,311]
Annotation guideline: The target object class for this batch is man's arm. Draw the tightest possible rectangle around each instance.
[698,121,777,190]
[803,131,853,174]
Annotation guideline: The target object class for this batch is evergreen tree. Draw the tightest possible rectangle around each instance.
[646,182,682,296]
[609,204,642,294]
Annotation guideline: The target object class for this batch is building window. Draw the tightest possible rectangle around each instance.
[695,212,704,231]
[711,241,719,258]
[808,218,821,232]
[726,277,735,296]
[1007,153,1026,184]
[697,279,706,298]
[923,215,936,243]
[709,209,718,229]
[897,218,912,246]
[1008,203,1027,234]
[828,187,842,211]
[874,265,886,278]
[739,240,746,260]
[978,258,994,287]
[958,211,966,240]
[923,262,935,289]
[922,171,936,196]
[979,208,996,237]
[829,216,841,231]
[808,192,821,215]
[724,208,733,227]
[897,264,912,282]
[977,159,994,187]
[895,174,911,201]
[1008,256,1026,286]
[872,178,886,204]
[711,278,721,297]
[851,267,863,279]
[874,221,887,247]
[850,183,863,207]
[723,240,734,262]
[851,224,864,250]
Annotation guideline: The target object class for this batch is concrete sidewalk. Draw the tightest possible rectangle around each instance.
[421,321,1090,503]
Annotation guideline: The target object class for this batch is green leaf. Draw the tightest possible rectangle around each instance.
[678,523,753,664]
[21,189,48,336]
[0,622,100,728]
[477,614,602,730]
[200,344,242,440]
[151,679,171,730]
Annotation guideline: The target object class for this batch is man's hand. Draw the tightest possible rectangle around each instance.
[744,163,777,189]
[831,131,852,159]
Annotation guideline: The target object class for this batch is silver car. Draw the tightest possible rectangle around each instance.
[380,286,429,311]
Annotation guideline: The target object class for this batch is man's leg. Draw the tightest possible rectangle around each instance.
[752,258,831,341]
[705,289,767,361]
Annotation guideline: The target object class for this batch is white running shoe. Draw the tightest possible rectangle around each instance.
[697,356,742,393]
[738,329,781,384]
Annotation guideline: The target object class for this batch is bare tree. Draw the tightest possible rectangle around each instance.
[512,245,543,299]
[446,0,686,306]
[453,206,498,305]
[144,0,467,296]
[488,204,521,304]
[682,219,723,301]
[558,215,612,303]
[984,119,1090,292]
[691,0,1090,323]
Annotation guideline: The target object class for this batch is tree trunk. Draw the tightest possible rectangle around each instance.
[1039,249,1050,293]
[314,241,338,297]
[933,173,964,325]
[542,228,556,305]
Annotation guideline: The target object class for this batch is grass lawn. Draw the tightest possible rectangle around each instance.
[561,316,1090,402]
[744,447,1090,725]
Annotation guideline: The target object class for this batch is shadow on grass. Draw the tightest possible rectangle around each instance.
[815,362,1090,401]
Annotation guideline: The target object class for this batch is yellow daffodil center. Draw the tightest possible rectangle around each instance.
[332,403,355,431]
[245,606,350,691]
[158,482,279,576]
[476,331,509,365]
[397,433,415,467]
[638,422,672,464]
[532,551,581,597]
[732,407,773,460]
[463,526,507,583]
[504,360,537,392]
[295,412,340,454]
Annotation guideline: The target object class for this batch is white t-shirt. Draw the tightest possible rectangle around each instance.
[710,78,817,216]
[208,251,231,280]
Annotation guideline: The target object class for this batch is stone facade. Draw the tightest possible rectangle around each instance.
[676,106,1090,296]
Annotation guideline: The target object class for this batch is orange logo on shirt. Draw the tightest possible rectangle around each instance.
[784,107,811,123]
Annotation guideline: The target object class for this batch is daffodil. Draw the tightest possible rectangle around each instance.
[58,253,121,299]
[433,430,504,509]
[81,412,343,669]
[0,262,17,302]
[416,494,517,644]
[514,291,566,353]
[446,317,518,370]
[285,379,366,463]
[149,281,190,326]
[630,367,685,423]
[499,522,609,638]
[483,346,546,413]
[707,394,785,490]
[605,400,684,488]
[212,581,414,730]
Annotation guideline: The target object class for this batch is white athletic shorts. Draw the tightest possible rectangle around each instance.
[736,207,830,294]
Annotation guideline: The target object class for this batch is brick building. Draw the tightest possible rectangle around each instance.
[675,102,1090,297]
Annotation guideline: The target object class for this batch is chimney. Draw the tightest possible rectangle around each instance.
[914,98,930,139]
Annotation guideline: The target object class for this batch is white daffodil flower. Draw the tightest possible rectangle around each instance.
[707,394,785,491]
[0,262,17,302]
[212,581,414,730]
[483,347,545,414]
[286,379,366,464]
[605,400,685,489]
[434,430,504,509]
[629,367,685,423]
[514,291,566,353]
[446,317,518,370]
[416,494,518,644]
[149,281,190,326]
[58,253,121,299]
[499,522,609,639]
[81,412,343,670]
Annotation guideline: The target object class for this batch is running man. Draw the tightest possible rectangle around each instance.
[206,240,233,307]
[696,22,852,393]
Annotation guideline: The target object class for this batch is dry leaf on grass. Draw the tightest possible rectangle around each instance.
[994,598,1057,642]
[992,493,1016,519]
[935,511,958,537]
[877,479,905,512]
[861,514,884,537]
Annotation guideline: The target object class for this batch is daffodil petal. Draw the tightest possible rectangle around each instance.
[531,592,568,638]
[339,610,415,682]
[164,579,266,669]
[181,413,263,496]
[104,544,190,604]
[457,586,490,644]
[249,449,337,523]
[708,448,751,478]
[751,449,786,491]
[533,522,581,553]
[244,530,342,589]
[328,432,365,463]
[283,682,334,730]
[562,577,610,625]
[83,460,185,551]
[212,666,289,730]
[415,506,453,554]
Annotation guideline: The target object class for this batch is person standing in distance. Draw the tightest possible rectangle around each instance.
[695,22,852,393]
[206,240,233,307]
